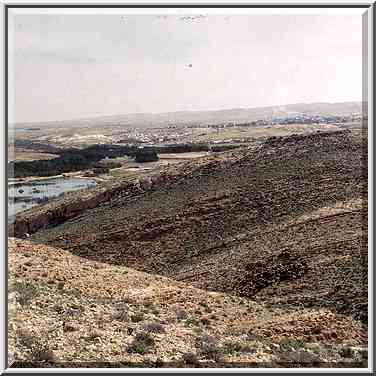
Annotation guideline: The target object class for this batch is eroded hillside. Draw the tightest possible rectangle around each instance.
[30,130,367,319]
[10,129,368,367]
[9,239,367,367]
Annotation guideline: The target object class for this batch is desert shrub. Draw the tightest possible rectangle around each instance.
[192,326,203,335]
[339,346,354,358]
[30,341,56,362]
[175,308,188,320]
[13,281,39,307]
[53,304,64,314]
[63,323,78,333]
[100,161,122,169]
[155,358,164,367]
[142,299,154,308]
[224,326,245,337]
[203,305,212,314]
[281,349,322,365]
[131,312,145,323]
[86,330,102,342]
[185,316,199,327]
[113,309,129,322]
[222,341,243,355]
[195,334,222,361]
[56,281,65,290]
[182,352,199,365]
[142,322,165,334]
[16,329,35,348]
[93,166,110,175]
[279,338,305,352]
[151,307,160,315]
[127,332,155,355]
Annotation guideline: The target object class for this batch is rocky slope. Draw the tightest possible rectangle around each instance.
[9,239,367,367]
[11,129,368,367]
[30,130,367,319]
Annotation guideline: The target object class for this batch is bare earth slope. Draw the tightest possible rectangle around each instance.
[30,130,367,324]
[9,239,367,367]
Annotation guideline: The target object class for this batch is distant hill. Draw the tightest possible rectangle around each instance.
[13,101,363,130]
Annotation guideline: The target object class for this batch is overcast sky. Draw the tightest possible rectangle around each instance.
[9,10,364,123]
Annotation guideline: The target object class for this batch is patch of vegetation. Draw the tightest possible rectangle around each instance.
[98,161,122,169]
[127,332,155,355]
[10,144,139,178]
[29,341,56,362]
[63,323,79,333]
[113,309,129,322]
[195,334,222,361]
[142,322,166,334]
[279,338,306,352]
[86,330,102,342]
[203,304,212,314]
[135,148,159,163]
[13,280,39,307]
[130,312,145,323]
[175,308,188,321]
[184,316,199,327]
[16,328,35,349]
[182,352,199,365]
[339,346,357,359]
[222,341,243,355]
[279,349,322,365]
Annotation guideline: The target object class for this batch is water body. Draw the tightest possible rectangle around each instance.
[8,177,97,223]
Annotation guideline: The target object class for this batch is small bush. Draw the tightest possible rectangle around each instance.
[143,300,154,308]
[279,338,305,352]
[16,329,35,348]
[14,281,39,307]
[151,308,160,315]
[196,334,222,361]
[155,358,164,367]
[204,306,212,314]
[86,330,102,342]
[185,316,199,327]
[63,323,78,333]
[142,322,166,334]
[113,309,129,322]
[30,341,56,362]
[127,332,155,354]
[281,349,322,365]
[339,346,356,359]
[131,312,145,323]
[53,304,64,314]
[175,308,187,320]
[222,341,243,355]
[182,352,199,365]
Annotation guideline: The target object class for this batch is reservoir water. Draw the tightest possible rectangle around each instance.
[8,177,97,223]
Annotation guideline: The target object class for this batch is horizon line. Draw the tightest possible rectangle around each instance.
[10,99,363,126]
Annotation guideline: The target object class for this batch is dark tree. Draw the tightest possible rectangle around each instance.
[135,148,159,163]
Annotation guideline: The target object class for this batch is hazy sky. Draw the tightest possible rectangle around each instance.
[9,9,364,123]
